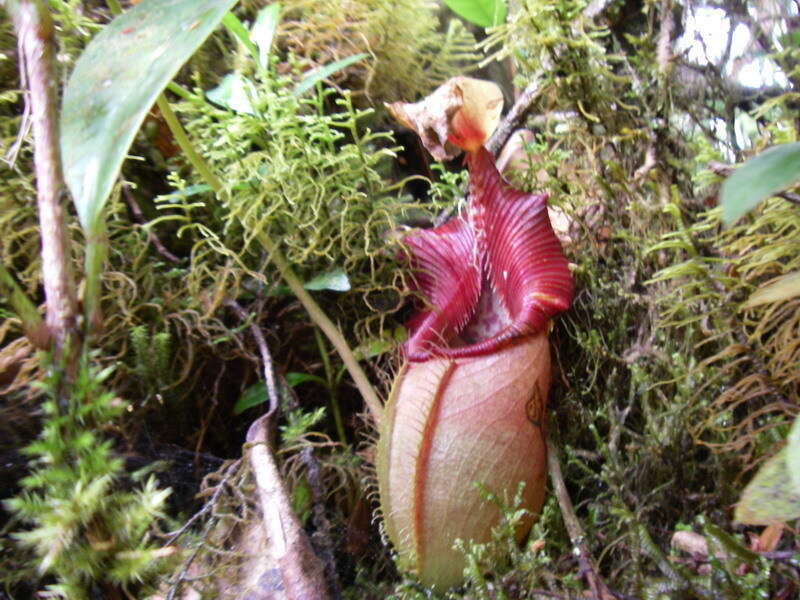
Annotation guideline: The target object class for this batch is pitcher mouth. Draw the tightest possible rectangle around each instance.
[402,146,573,362]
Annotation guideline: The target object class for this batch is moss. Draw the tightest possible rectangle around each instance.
[279,0,478,103]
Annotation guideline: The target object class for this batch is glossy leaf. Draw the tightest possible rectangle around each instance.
[443,0,507,28]
[61,0,238,231]
[285,372,327,387]
[251,3,281,70]
[233,373,327,414]
[735,447,800,525]
[720,142,800,225]
[292,53,369,96]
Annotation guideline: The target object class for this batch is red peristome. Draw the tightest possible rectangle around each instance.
[403,146,573,361]
[403,217,481,361]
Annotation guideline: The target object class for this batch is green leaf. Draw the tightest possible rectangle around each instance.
[742,270,800,308]
[720,142,800,225]
[303,267,351,292]
[292,53,369,96]
[735,447,800,525]
[786,416,800,495]
[206,73,258,115]
[285,372,327,387]
[443,0,507,28]
[251,3,281,70]
[221,12,259,66]
[233,382,267,415]
[61,0,238,232]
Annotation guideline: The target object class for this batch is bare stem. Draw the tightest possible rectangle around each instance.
[256,231,383,425]
[9,0,78,356]
[155,94,224,194]
[546,433,613,600]
[226,299,280,420]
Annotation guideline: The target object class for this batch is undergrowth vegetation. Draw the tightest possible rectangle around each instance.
[1,0,799,598]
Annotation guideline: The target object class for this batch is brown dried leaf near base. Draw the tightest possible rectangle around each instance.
[386,76,503,160]
[246,415,331,600]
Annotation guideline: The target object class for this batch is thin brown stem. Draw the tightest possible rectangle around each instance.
[486,82,542,156]
[226,299,280,420]
[121,184,182,264]
[9,0,78,356]
[546,433,614,600]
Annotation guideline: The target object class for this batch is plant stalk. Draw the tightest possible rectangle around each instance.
[257,231,383,425]
[314,328,347,444]
[83,223,107,335]
[9,0,78,358]
[155,94,224,193]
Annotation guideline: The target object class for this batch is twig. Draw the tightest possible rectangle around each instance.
[8,0,78,356]
[301,446,342,600]
[486,82,543,156]
[708,161,800,206]
[633,143,657,182]
[226,299,279,420]
[121,185,182,264]
[546,433,614,600]
[164,459,241,546]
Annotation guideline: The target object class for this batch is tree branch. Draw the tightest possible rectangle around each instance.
[486,82,543,156]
